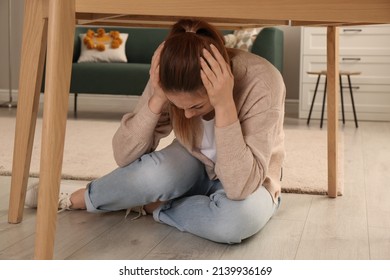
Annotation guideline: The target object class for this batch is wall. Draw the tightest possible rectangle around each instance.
[0,0,10,90]
[279,26,301,101]
[0,0,24,93]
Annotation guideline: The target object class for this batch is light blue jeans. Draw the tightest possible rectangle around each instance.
[85,141,280,244]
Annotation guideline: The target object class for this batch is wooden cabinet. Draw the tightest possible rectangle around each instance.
[299,25,390,121]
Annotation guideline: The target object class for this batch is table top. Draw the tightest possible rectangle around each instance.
[74,0,390,28]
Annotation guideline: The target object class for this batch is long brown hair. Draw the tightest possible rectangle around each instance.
[159,19,230,147]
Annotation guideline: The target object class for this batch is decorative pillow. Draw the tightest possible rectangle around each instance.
[78,29,128,63]
[233,27,263,51]
[223,34,237,48]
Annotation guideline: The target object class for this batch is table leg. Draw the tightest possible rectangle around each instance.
[326,26,339,198]
[8,0,48,224]
[34,0,75,260]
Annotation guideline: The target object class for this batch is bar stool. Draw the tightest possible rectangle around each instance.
[306,70,359,128]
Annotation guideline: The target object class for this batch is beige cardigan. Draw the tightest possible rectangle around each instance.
[112,50,286,203]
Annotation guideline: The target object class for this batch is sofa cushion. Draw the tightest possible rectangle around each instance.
[124,28,169,63]
[71,63,151,95]
[251,27,284,72]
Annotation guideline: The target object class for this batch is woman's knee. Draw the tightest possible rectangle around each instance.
[144,142,202,177]
[136,142,205,198]
[208,188,275,243]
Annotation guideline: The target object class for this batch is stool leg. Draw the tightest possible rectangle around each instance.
[339,74,345,124]
[320,77,327,128]
[307,74,321,125]
[8,0,48,224]
[347,75,359,128]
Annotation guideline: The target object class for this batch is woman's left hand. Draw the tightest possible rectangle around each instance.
[200,44,234,110]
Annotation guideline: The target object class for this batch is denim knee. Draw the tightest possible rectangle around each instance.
[206,187,276,244]
[154,186,277,244]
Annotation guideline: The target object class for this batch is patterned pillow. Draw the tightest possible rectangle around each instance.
[233,28,263,51]
[223,34,237,48]
[78,32,128,63]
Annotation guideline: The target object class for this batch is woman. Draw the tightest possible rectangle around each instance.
[26,19,286,244]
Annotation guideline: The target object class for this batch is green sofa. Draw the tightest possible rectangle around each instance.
[45,26,283,114]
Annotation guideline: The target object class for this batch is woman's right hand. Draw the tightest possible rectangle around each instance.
[148,42,168,114]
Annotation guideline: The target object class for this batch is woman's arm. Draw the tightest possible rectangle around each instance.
[214,104,283,200]
[201,47,285,200]
[200,44,237,128]
[112,81,172,167]
[112,43,172,167]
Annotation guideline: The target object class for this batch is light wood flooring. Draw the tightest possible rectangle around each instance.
[0,103,389,260]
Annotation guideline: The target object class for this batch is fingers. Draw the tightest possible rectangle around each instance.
[200,44,232,88]
[150,42,165,88]
[200,56,216,85]
[200,67,212,92]
[150,42,165,76]
[201,45,222,78]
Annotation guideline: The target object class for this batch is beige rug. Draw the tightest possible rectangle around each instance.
[283,127,343,195]
[0,116,343,195]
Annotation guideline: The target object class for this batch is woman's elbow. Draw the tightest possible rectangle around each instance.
[224,181,261,201]
[225,188,250,201]
[113,155,127,168]
[112,149,132,168]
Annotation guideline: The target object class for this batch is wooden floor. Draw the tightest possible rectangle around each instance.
[0,102,389,260]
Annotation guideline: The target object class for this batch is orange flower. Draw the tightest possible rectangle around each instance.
[111,39,121,49]
[84,37,95,49]
[86,29,95,38]
[110,31,121,39]
[96,43,106,51]
[96,28,106,38]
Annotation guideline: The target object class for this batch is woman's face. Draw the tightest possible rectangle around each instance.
[165,90,214,120]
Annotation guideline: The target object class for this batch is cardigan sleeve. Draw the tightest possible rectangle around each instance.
[214,76,285,200]
[112,80,172,167]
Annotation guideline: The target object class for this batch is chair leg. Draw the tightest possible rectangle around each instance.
[339,74,345,124]
[34,0,75,260]
[347,75,359,128]
[8,1,48,224]
[320,77,327,128]
[307,74,321,125]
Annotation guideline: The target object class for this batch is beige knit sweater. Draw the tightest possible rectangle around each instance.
[112,50,286,203]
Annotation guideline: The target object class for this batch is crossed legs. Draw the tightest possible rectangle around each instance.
[68,141,279,243]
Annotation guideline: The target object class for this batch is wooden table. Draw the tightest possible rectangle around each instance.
[7,0,390,259]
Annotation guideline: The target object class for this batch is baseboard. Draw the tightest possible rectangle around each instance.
[0,89,18,104]
[285,99,299,118]
[73,93,140,113]
[0,89,140,113]
[2,90,301,115]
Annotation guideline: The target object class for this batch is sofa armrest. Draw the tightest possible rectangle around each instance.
[251,27,284,73]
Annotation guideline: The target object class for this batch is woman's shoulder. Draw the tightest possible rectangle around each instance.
[230,49,283,88]
[231,49,273,68]
[229,49,285,110]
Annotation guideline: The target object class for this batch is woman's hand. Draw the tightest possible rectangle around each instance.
[148,42,168,114]
[200,44,237,127]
